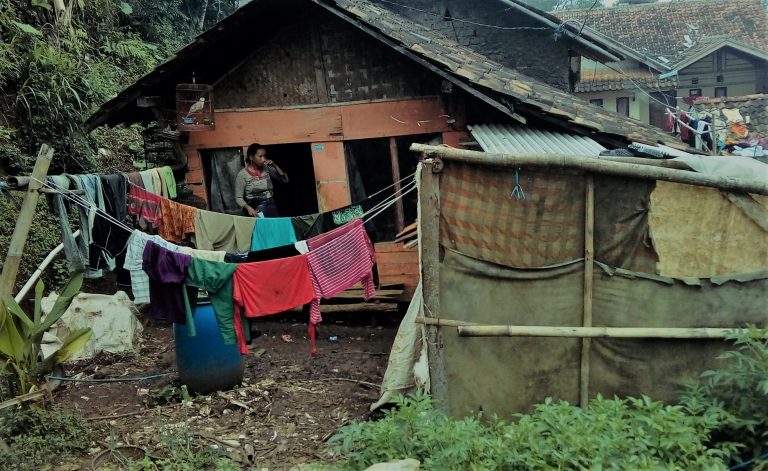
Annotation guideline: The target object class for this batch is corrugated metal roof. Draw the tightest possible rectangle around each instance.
[469,124,606,156]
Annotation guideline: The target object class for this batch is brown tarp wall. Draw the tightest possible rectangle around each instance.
[433,162,768,417]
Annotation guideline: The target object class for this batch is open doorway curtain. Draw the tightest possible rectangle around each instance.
[205,148,244,214]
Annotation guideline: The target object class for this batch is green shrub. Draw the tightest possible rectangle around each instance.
[328,392,730,470]
[681,326,768,462]
[0,406,93,470]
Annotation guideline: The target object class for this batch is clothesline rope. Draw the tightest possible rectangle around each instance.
[362,177,416,218]
[363,183,418,224]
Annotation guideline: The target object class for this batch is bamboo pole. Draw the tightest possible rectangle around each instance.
[409,144,768,195]
[580,175,594,407]
[0,145,54,299]
[457,325,735,339]
[14,230,80,303]
[596,156,691,170]
[389,137,405,234]
[415,317,475,327]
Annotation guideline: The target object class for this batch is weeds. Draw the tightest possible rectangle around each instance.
[0,405,92,470]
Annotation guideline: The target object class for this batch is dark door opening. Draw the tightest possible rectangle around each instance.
[202,144,317,217]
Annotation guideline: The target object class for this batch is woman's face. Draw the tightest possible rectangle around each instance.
[251,149,266,168]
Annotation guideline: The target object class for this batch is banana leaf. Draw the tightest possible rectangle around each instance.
[35,327,92,376]
[31,272,83,341]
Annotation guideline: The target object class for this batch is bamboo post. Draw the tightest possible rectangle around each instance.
[409,144,768,195]
[0,145,54,299]
[419,157,448,411]
[456,325,735,338]
[580,175,595,407]
[389,137,405,234]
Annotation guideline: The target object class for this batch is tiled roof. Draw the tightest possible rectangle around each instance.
[671,34,768,69]
[86,0,679,145]
[575,69,677,92]
[556,0,768,65]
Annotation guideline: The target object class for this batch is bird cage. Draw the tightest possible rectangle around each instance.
[175,83,215,131]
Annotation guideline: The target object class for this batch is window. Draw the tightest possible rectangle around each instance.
[716,74,724,83]
[616,97,630,117]
[691,77,699,85]
[589,98,604,108]
[715,87,727,98]
[689,89,702,97]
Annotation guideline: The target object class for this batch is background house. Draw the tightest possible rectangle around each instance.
[557,0,768,129]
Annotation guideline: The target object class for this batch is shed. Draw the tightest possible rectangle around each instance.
[86,0,688,300]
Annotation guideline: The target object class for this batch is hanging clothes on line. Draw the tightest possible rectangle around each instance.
[124,230,179,304]
[232,254,316,354]
[306,219,376,355]
[91,173,130,267]
[156,166,177,199]
[143,241,194,332]
[139,170,156,194]
[177,246,227,262]
[68,174,106,278]
[158,198,196,243]
[127,172,162,230]
[46,175,84,273]
[193,209,255,252]
[184,258,239,345]
[251,217,297,251]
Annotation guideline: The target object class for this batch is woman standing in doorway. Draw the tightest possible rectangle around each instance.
[235,143,289,217]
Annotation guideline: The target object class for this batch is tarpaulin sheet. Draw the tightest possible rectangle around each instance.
[649,182,768,277]
[440,162,585,268]
[436,249,768,417]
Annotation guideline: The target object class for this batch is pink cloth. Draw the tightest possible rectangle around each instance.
[307,218,363,250]
[306,221,375,354]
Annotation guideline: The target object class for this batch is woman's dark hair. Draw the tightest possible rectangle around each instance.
[246,143,265,157]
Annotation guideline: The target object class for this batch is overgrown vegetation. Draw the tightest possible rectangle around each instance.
[0,405,93,470]
[326,327,768,470]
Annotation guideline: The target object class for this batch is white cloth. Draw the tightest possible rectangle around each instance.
[672,155,768,182]
[124,230,180,304]
[294,240,309,254]
[177,246,227,262]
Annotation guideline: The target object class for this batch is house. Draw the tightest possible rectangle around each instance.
[86,0,684,300]
[556,0,768,129]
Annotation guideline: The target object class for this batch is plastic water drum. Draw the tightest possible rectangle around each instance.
[174,302,244,394]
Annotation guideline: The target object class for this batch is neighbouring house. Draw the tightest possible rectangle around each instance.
[556,0,768,129]
[86,0,684,300]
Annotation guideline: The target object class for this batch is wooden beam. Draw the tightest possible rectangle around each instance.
[0,145,54,298]
[418,158,448,412]
[457,325,737,338]
[580,175,595,407]
[136,96,163,108]
[410,144,768,195]
[389,137,405,234]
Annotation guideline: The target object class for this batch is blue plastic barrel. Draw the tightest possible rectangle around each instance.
[174,302,244,394]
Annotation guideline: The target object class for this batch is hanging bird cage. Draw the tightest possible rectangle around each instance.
[175,83,215,131]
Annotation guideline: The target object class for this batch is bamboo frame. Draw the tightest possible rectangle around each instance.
[580,175,594,406]
[410,144,768,195]
[457,325,735,339]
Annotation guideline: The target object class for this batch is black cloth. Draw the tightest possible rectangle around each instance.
[291,213,328,240]
[91,174,130,267]
[224,244,301,263]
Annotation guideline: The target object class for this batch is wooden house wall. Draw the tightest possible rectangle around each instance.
[214,17,439,110]
[678,50,766,98]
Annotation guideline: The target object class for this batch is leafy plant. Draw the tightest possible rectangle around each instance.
[0,405,93,470]
[681,326,768,462]
[328,391,731,470]
[0,272,92,397]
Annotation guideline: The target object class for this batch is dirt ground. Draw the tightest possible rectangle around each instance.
[52,303,401,470]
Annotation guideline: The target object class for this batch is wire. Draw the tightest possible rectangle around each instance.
[362,178,416,219]
[363,183,418,224]
[373,0,548,31]
[47,373,173,383]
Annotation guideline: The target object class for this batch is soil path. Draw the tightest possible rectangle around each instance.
[54,305,400,469]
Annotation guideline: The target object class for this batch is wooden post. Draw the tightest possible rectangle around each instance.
[580,174,595,407]
[389,137,405,234]
[455,325,736,338]
[0,145,54,299]
[419,157,448,411]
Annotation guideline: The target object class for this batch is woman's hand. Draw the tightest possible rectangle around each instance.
[245,206,258,217]
[263,159,274,167]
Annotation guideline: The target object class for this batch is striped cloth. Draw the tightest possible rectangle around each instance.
[306,220,375,326]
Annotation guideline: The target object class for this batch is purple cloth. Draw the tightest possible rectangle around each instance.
[142,240,192,325]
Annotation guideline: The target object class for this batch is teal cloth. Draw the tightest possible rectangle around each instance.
[184,258,239,345]
[251,217,297,251]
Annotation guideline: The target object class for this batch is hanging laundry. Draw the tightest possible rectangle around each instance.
[193,209,255,252]
[224,252,249,263]
[156,166,177,199]
[251,217,297,251]
[177,246,227,262]
[139,170,156,194]
[721,108,744,124]
[91,174,129,266]
[307,217,364,250]
[295,240,309,254]
[184,258,239,345]
[159,198,197,243]
[143,241,194,332]
[124,230,179,304]
[68,174,106,278]
[232,255,315,354]
[306,220,376,355]
[679,112,691,143]
[151,168,164,197]
[247,243,300,262]
[127,172,162,230]
[291,213,328,240]
[46,175,84,273]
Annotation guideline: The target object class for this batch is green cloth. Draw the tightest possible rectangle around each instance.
[157,166,177,199]
[251,217,297,251]
[184,258,239,345]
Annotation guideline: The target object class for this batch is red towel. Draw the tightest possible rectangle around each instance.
[232,254,315,354]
